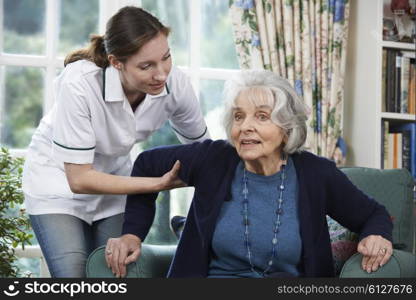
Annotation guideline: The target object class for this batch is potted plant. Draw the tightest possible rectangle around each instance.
[0,147,32,277]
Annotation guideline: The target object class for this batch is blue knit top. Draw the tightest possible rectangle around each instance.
[208,156,302,278]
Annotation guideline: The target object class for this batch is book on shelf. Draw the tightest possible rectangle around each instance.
[401,131,411,172]
[400,55,410,113]
[409,62,416,114]
[385,49,396,113]
[381,50,387,112]
[383,49,416,114]
[386,133,394,169]
[389,123,416,178]
[394,52,402,113]
[385,133,403,169]
[382,121,389,169]
[393,133,402,169]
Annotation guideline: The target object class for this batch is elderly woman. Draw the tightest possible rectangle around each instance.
[106,70,393,278]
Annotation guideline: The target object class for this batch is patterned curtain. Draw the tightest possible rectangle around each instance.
[229,0,350,158]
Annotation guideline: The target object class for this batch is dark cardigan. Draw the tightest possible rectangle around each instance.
[122,140,393,277]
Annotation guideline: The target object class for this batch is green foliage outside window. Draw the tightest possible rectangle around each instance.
[58,0,99,56]
[3,0,46,55]
[1,67,43,149]
[139,123,180,245]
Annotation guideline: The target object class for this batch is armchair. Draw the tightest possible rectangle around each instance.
[338,167,415,277]
[86,167,415,278]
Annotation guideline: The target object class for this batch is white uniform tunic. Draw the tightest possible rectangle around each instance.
[22,60,209,224]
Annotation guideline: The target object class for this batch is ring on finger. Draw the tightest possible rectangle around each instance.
[106,249,113,255]
[379,248,387,254]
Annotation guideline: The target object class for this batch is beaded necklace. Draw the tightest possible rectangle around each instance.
[242,161,286,277]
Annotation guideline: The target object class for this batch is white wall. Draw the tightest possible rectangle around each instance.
[344,0,381,168]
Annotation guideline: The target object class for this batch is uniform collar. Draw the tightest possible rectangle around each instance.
[102,66,170,102]
[103,66,125,102]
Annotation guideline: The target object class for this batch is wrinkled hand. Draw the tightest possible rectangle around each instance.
[159,160,186,190]
[357,235,393,273]
[105,234,142,278]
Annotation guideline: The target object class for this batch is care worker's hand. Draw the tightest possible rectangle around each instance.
[357,235,393,273]
[159,160,186,190]
[105,234,142,278]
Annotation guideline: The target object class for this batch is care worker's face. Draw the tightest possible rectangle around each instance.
[116,32,172,96]
[231,91,286,166]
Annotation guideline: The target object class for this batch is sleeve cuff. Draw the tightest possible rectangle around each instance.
[172,126,211,144]
[52,141,95,164]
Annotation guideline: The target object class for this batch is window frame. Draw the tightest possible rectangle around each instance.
[0,0,240,156]
[0,0,240,277]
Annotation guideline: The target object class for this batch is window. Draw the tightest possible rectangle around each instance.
[138,0,239,143]
[1,0,239,276]
[136,0,239,223]
[1,66,44,148]
[1,0,100,277]
[141,0,190,67]
[58,0,99,56]
[1,0,239,150]
[0,0,100,153]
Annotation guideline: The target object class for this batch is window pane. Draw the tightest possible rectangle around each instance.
[200,79,226,140]
[0,66,44,148]
[201,0,238,69]
[141,0,190,67]
[58,0,99,57]
[135,123,182,245]
[3,0,46,55]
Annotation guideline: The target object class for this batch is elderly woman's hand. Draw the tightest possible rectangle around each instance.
[105,234,142,278]
[357,235,393,273]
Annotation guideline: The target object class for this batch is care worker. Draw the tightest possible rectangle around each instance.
[22,6,209,278]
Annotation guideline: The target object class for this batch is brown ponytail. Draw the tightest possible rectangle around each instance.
[64,6,170,68]
[64,35,108,67]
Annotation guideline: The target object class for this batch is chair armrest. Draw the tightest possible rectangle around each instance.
[339,249,416,278]
[137,244,177,277]
[86,244,177,278]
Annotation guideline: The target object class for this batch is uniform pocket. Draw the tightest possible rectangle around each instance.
[22,156,73,199]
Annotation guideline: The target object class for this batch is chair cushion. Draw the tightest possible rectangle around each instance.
[331,240,358,275]
[327,216,358,274]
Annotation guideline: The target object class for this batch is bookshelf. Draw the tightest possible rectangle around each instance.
[344,0,415,179]
[382,41,415,50]
[381,112,416,121]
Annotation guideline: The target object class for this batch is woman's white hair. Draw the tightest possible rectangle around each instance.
[222,69,310,154]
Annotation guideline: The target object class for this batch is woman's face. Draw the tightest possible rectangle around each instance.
[231,92,286,166]
[117,32,172,96]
